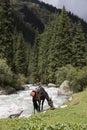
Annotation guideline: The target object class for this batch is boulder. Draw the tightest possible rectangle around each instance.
[0,90,7,95]
[57,80,73,96]
[60,80,70,92]
[6,87,16,94]
[0,87,16,95]
[48,83,56,87]
[60,104,67,108]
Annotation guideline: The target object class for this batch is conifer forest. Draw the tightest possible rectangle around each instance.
[0,0,87,92]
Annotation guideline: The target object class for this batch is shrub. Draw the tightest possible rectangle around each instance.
[56,65,87,92]
[13,74,27,87]
[0,58,27,89]
[0,58,13,87]
[55,65,69,85]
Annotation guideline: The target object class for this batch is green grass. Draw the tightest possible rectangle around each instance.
[0,89,87,130]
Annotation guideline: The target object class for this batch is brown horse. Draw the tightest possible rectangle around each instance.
[30,87,55,113]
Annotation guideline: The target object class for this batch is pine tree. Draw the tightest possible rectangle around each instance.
[47,7,72,83]
[37,7,73,83]
[28,37,40,83]
[71,21,87,67]
[55,6,72,66]
[47,14,59,83]
[13,33,28,75]
[0,0,14,65]
[38,20,55,83]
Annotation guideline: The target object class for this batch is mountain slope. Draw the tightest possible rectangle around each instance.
[13,0,87,45]
[13,0,58,44]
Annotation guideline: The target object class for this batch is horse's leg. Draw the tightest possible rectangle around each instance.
[41,99,45,111]
[38,101,41,112]
[33,102,35,114]
[34,107,35,114]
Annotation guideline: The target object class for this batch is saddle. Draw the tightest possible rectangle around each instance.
[30,86,40,97]
[30,87,49,99]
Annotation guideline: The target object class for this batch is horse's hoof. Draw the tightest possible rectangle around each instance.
[50,107,55,110]
[43,111,46,113]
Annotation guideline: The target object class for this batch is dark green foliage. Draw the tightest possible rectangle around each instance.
[0,0,14,65]
[56,65,87,92]
[13,0,57,45]
[38,25,52,83]
[29,38,40,83]
[12,33,28,75]
[47,7,72,82]
[0,58,13,87]
[0,1,26,89]
[20,5,44,32]
[32,7,87,86]
[71,21,87,67]
[0,57,26,89]
[13,9,36,44]
[37,7,73,83]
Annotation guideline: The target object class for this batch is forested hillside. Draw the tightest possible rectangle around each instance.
[0,0,87,92]
[13,0,58,44]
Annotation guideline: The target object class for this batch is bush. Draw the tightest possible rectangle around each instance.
[74,67,87,92]
[56,65,74,85]
[0,58,27,90]
[0,58,13,87]
[56,65,87,92]
[56,66,69,85]
[12,74,27,89]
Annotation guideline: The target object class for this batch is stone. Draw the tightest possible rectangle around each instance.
[48,83,56,87]
[60,104,67,108]
[57,80,73,96]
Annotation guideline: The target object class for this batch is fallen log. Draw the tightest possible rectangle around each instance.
[8,110,23,118]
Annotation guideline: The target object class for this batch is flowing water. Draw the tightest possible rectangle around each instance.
[0,85,67,119]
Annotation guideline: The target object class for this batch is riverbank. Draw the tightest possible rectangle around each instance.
[0,86,25,95]
[0,89,87,129]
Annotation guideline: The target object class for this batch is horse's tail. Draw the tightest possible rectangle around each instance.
[33,98,39,111]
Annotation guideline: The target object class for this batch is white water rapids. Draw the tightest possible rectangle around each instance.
[0,85,67,119]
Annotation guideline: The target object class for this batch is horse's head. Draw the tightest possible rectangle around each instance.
[48,98,55,109]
